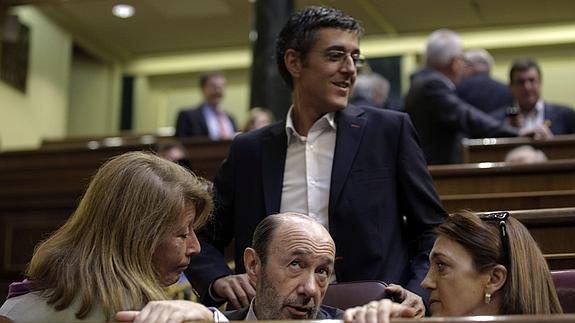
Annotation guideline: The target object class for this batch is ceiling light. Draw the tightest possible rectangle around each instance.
[112,4,135,19]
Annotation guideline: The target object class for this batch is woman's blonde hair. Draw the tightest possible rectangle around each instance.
[26,152,213,319]
[437,211,562,314]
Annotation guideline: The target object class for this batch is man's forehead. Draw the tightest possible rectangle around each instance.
[274,242,336,265]
[312,28,360,49]
[513,68,540,80]
[280,237,335,252]
[271,219,335,254]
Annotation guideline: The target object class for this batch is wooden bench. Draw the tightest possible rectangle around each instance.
[462,134,575,163]
[36,136,575,214]
[40,133,182,150]
[430,159,575,212]
[507,208,575,270]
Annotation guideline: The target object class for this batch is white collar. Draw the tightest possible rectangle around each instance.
[245,298,258,320]
[285,106,336,145]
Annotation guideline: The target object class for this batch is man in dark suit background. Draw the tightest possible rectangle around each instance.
[186,6,445,314]
[492,58,575,135]
[175,71,237,139]
[456,49,514,114]
[404,29,552,165]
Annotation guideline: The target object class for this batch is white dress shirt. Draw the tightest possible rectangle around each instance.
[245,299,258,320]
[519,99,545,131]
[211,307,230,322]
[279,107,337,230]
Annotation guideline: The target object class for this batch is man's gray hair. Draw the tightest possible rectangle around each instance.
[350,73,390,105]
[465,48,494,72]
[424,29,463,69]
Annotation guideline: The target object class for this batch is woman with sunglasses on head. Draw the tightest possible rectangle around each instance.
[345,211,563,323]
[0,152,218,322]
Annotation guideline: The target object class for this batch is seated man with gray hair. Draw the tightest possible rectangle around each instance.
[116,213,416,322]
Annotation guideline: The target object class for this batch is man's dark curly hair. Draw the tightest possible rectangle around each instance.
[275,6,363,89]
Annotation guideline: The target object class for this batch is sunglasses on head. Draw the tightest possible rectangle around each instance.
[478,211,510,269]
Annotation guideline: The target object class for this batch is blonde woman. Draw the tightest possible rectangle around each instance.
[0,152,214,321]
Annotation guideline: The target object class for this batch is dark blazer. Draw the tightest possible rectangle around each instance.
[456,73,514,114]
[223,304,344,320]
[491,102,575,135]
[186,105,446,306]
[175,104,236,138]
[405,68,518,165]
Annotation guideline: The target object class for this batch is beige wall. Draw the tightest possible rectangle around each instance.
[67,50,120,137]
[0,6,71,151]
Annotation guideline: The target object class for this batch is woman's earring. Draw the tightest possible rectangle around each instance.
[484,292,492,304]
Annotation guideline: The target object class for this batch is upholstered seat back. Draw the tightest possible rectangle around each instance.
[552,270,575,313]
[322,280,389,310]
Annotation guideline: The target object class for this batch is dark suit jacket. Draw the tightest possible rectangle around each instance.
[223,304,344,320]
[186,105,446,306]
[491,102,575,135]
[405,68,518,165]
[457,73,514,114]
[175,104,236,138]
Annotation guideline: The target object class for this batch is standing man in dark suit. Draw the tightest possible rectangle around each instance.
[456,49,514,114]
[492,58,575,135]
[404,29,552,165]
[175,71,237,139]
[186,6,446,314]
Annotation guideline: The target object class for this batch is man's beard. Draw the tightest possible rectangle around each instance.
[255,270,320,320]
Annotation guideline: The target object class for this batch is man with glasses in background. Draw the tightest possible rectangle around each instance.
[186,6,446,315]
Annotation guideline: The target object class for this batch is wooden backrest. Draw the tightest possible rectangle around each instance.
[430,159,575,212]
[462,134,575,163]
